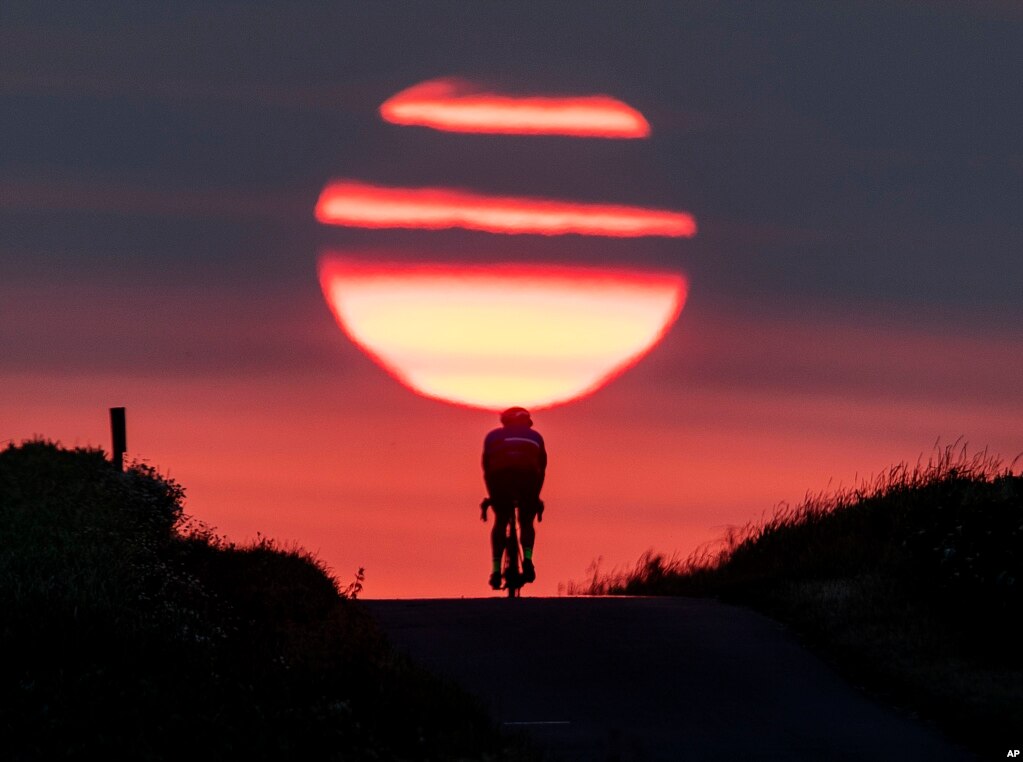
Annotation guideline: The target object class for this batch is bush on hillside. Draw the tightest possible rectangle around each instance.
[0,440,514,760]
[578,443,1022,752]
[587,444,1021,608]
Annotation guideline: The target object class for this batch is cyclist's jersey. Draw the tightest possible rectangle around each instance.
[482,425,547,475]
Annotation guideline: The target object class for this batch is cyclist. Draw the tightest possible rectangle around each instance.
[481,407,547,590]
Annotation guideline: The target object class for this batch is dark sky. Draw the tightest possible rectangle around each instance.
[3,1,1021,596]
[5,2,1022,321]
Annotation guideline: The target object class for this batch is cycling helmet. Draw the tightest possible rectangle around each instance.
[500,407,532,427]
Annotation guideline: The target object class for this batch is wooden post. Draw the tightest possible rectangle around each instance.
[110,407,126,471]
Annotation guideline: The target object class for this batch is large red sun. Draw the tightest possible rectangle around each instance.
[318,256,688,410]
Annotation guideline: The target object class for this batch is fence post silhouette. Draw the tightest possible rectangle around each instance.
[110,407,126,471]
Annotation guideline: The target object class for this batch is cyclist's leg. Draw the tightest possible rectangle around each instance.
[518,469,543,548]
[516,470,543,581]
[490,504,513,566]
[486,470,516,585]
[518,505,536,552]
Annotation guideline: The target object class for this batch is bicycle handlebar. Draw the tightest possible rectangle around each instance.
[480,497,546,522]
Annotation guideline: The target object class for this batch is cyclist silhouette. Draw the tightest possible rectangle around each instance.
[481,407,547,590]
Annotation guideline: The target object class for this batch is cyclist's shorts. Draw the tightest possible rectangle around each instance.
[484,467,543,516]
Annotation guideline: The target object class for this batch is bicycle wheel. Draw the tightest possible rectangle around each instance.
[503,506,522,598]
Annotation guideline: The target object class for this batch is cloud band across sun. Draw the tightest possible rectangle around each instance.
[315,181,697,238]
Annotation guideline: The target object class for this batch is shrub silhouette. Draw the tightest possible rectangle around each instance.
[0,440,516,760]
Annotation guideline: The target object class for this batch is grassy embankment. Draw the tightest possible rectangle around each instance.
[578,444,1021,753]
[0,440,529,760]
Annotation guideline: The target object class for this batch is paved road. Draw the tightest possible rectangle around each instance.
[365,597,973,761]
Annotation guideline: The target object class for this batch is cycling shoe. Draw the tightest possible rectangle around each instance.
[489,571,502,590]
[522,559,536,583]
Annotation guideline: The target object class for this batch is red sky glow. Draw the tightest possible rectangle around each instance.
[379,77,651,138]
[318,256,687,410]
[315,180,697,237]
[7,3,1022,605]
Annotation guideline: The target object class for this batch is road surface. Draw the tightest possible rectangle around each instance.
[364,597,973,761]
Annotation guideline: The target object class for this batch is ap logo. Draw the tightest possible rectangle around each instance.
[1007,751,1020,758]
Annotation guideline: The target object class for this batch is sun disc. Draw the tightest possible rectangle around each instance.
[318,256,688,410]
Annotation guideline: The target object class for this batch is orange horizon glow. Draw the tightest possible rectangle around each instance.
[315,181,697,238]
[379,78,651,138]
[318,256,688,410]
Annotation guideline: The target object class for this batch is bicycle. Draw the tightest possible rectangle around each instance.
[481,497,543,598]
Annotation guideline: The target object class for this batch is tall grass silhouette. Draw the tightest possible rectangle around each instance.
[576,441,1022,753]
